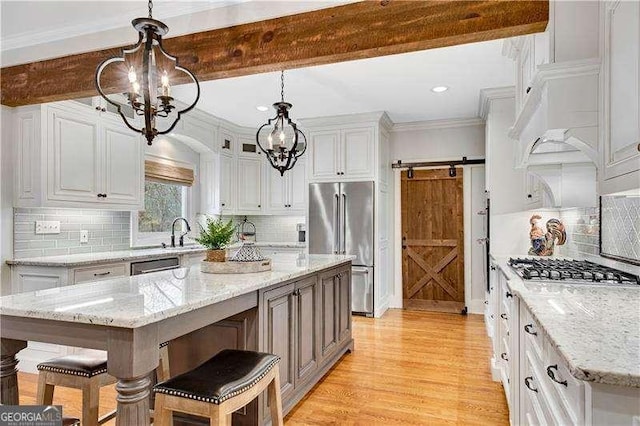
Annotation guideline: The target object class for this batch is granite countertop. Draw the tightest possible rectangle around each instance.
[492,255,640,388]
[0,254,351,329]
[6,242,307,267]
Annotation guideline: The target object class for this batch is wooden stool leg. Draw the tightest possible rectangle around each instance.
[82,376,100,426]
[158,345,170,382]
[268,366,284,426]
[36,373,54,405]
[153,394,173,426]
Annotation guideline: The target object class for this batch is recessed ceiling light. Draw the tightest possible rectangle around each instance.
[256,105,269,111]
[431,86,449,93]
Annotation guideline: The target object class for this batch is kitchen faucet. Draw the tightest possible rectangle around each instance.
[171,217,191,247]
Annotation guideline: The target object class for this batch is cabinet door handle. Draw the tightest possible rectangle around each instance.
[500,352,508,362]
[505,291,513,298]
[524,324,537,336]
[527,194,533,199]
[490,265,496,271]
[95,106,101,111]
[526,86,532,94]
[546,365,568,387]
[524,376,538,393]
[94,271,111,277]
[97,193,107,198]
[258,204,261,208]
[500,313,508,320]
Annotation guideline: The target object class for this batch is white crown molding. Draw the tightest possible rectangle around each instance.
[391,117,484,133]
[299,111,390,129]
[1,1,246,52]
[478,86,516,120]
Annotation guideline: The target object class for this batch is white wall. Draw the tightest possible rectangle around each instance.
[391,118,485,162]
[389,118,487,313]
[0,106,14,295]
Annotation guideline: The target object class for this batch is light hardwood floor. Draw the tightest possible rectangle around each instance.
[17,309,508,425]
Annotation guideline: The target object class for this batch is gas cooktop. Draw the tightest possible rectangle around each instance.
[508,257,640,286]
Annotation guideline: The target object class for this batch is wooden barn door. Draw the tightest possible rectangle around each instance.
[401,168,465,313]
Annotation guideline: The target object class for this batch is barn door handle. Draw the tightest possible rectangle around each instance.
[402,236,407,249]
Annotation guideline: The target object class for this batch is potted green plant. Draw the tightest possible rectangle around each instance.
[195,216,236,262]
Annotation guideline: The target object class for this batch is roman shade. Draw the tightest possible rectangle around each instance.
[145,160,194,186]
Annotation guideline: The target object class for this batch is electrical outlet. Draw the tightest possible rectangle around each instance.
[35,221,61,235]
[80,230,89,244]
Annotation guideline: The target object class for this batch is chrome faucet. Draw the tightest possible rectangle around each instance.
[171,217,191,247]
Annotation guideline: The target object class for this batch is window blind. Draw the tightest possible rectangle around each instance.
[145,160,194,186]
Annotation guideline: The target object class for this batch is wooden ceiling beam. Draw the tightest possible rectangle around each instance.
[0,0,548,107]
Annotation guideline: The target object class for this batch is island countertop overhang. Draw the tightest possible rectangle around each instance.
[0,254,354,329]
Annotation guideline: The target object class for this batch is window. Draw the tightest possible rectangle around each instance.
[138,181,185,232]
[132,159,195,246]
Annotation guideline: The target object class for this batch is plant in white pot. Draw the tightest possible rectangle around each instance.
[195,216,235,262]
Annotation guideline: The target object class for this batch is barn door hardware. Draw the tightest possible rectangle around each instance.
[392,156,485,170]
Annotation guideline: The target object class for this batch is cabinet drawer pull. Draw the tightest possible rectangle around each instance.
[500,352,508,361]
[490,265,496,271]
[94,271,111,277]
[524,324,537,336]
[526,86,532,94]
[500,313,508,320]
[505,291,513,298]
[546,365,568,387]
[524,376,538,393]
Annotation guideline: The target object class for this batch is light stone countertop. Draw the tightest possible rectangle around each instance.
[492,255,640,388]
[0,254,351,329]
[6,242,307,267]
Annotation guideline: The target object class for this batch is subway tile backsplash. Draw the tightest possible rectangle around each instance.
[13,208,131,259]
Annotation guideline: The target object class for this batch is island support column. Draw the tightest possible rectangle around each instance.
[107,325,159,426]
[0,338,27,404]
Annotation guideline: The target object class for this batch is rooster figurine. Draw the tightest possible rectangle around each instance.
[528,215,566,256]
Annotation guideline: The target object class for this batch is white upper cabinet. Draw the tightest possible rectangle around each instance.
[219,153,235,214]
[46,107,101,203]
[237,157,263,213]
[266,158,307,214]
[600,0,640,194]
[309,130,340,179]
[15,101,144,209]
[308,125,375,181]
[102,120,142,204]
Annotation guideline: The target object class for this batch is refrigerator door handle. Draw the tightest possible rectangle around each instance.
[341,193,347,254]
[334,193,340,254]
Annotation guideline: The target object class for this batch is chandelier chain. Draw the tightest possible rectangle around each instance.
[148,0,153,18]
[280,71,285,102]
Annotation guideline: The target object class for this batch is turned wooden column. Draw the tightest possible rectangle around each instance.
[107,325,158,426]
[0,338,28,405]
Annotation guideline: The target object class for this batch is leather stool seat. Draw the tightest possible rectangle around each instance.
[154,349,280,405]
[37,354,107,378]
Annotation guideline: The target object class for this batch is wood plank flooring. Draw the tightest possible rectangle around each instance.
[17,309,508,425]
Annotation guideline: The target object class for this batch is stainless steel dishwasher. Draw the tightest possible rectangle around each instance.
[130,257,180,275]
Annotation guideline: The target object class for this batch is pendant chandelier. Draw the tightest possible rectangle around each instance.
[256,71,307,176]
[95,0,200,145]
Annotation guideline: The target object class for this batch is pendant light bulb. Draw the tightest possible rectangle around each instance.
[128,66,137,83]
[132,81,141,94]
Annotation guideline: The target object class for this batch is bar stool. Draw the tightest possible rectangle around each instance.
[153,349,283,426]
[36,353,117,426]
[36,344,171,426]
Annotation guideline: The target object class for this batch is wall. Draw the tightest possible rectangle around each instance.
[13,208,130,258]
[1,106,14,295]
[390,118,485,162]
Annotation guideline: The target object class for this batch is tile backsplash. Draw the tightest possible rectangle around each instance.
[206,215,305,243]
[600,196,640,263]
[14,208,131,259]
[557,207,600,258]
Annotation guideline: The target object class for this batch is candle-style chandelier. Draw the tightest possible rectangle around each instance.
[256,71,307,176]
[95,0,200,145]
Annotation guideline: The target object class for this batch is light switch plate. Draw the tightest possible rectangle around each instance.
[35,221,61,234]
[80,230,89,244]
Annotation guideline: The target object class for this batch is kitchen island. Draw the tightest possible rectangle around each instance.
[0,254,354,425]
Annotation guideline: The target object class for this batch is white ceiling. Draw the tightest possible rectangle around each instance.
[172,39,515,127]
[1,1,514,125]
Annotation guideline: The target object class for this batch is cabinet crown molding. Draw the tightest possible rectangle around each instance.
[391,117,484,133]
[300,111,391,129]
[478,86,516,120]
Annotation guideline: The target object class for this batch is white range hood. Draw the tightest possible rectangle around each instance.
[510,60,600,208]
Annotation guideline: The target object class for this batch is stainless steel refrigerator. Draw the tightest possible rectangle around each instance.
[308,181,374,316]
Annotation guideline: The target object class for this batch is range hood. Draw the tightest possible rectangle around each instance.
[510,60,600,208]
